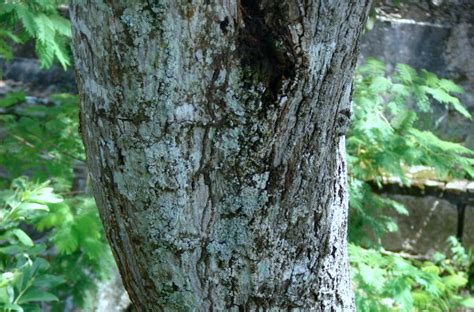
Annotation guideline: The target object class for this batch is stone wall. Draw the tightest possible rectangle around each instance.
[382,195,462,254]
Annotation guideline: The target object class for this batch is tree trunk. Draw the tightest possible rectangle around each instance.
[70,1,370,310]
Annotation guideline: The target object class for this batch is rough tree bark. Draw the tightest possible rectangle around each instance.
[70,1,370,310]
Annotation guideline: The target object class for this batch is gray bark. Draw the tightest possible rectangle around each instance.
[70,1,370,310]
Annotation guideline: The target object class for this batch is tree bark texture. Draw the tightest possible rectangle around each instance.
[70,1,370,310]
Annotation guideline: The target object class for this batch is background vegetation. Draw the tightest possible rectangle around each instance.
[349,59,474,311]
[0,1,473,311]
[0,2,112,311]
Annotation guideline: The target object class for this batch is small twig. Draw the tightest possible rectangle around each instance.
[380,249,432,261]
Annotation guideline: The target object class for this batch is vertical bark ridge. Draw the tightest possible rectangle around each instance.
[71,0,370,310]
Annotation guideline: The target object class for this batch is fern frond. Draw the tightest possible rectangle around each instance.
[439,79,464,94]
[14,4,37,37]
[411,129,474,155]
[423,87,471,118]
[391,110,417,132]
[396,64,417,84]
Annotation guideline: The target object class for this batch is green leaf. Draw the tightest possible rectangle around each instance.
[449,98,471,119]
[32,14,71,69]
[17,290,58,304]
[0,92,26,108]
[17,203,49,212]
[359,264,385,291]
[14,4,36,36]
[422,264,440,275]
[52,224,79,254]
[0,39,14,60]
[11,229,34,246]
[389,200,409,216]
[370,76,391,93]
[366,16,375,30]
[423,86,471,118]
[396,64,417,83]
[460,298,474,308]
[2,303,24,311]
[391,110,417,131]
[28,190,63,204]
[385,219,398,233]
[442,274,467,289]
[0,272,16,287]
[32,275,65,288]
[34,14,55,45]
[439,78,464,94]
[0,245,23,255]
[0,29,22,44]
[49,15,71,37]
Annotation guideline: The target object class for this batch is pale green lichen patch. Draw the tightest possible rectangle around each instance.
[148,247,199,311]
[189,127,204,171]
[207,218,252,262]
[121,7,153,38]
[144,140,189,191]
[216,185,268,218]
[145,193,186,233]
[253,172,270,189]
[256,259,271,284]
[174,103,195,122]
[217,127,241,159]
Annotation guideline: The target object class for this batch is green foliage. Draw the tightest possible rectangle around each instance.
[348,179,408,247]
[39,197,113,310]
[0,93,83,190]
[350,238,474,311]
[348,58,474,244]
[0,3,112,309]
[0,178,63,311]
[0,92,112,311]
[348,59,474,311]
[0,177,112,311]
[0,1,71,69]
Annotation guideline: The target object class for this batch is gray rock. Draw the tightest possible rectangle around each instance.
[382,195,458,255]
[93,268,131,312]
